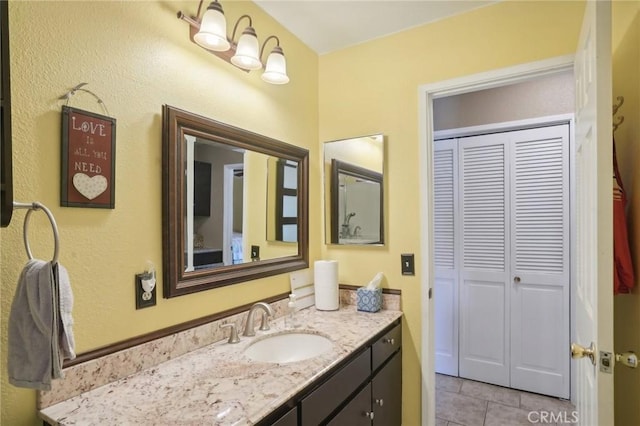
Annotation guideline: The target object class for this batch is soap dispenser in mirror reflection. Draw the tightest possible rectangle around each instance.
[285,294,299,329]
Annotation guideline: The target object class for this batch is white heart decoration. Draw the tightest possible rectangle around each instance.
[73,173,108,200]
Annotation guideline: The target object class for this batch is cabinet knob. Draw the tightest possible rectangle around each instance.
[514,276,521,283]
[364,411,375,420]
[384,337,395,345]
[375,398,384,406]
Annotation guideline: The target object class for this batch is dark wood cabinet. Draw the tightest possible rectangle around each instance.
[257,320,402,426]
[301,348,371,425]
[327,383,373,426]
[1,0,13,227]
[372,321,402,371]
[193,248,222,267]
[193,161,211,217]
[184,248,223,269]
[371,350,402,425]
[329,325,402,426]
[271,407,297,426]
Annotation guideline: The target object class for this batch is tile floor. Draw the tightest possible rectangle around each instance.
[436,374,576,426]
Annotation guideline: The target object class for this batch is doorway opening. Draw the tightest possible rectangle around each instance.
[223,163,245,265]
[418,55,576,423]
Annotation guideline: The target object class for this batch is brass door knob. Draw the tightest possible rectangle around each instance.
[571,342,596,366]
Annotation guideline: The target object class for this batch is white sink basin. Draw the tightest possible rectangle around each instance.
[244,332,333,364]
[339,238,379,244]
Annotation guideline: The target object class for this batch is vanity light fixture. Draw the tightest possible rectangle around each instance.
[177,0,290,84]
[261,36,289,85]
[193,1,229,51]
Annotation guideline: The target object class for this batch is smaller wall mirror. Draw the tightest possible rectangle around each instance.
[324,135,385,245]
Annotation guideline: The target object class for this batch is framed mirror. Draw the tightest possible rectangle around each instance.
[163,105,309,297]
[323,135,385,245]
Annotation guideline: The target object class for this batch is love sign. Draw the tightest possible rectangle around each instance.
[61,106,116,208]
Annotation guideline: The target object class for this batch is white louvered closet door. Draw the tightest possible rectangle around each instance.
[509,125,570,398]
[434,139,459,376]
[458,133,511,387]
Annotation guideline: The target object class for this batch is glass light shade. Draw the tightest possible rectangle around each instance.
[261,46,289,84]
[231,27,262,70]
[194,2,230,52]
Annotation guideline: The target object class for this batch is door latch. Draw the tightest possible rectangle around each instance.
[598,350,637,373]
[616,352,638,369]
[600,351,613,373]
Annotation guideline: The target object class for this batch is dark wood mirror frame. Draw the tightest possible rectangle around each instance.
[330,159,384,245]
[162,105,309,298]
[1,0,13,228]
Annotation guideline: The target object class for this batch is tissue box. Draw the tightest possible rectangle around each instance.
[357,287,382,313]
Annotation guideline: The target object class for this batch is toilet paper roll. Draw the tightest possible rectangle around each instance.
[314,260,339,311]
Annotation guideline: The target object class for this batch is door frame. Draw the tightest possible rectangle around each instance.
[418,55,575,425]
[223,163,244,265]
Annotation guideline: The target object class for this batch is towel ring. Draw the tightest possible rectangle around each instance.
[13,201,60,264]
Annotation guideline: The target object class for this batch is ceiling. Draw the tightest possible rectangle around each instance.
[253,1,497,54]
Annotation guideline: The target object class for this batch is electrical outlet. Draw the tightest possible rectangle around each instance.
[401,253,415,275]
[251,245,260,261]
[135,272,156,309]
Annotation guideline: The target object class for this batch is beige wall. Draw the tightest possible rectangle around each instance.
[319,2,585,424]
[612,1,640,425]
[433,71,575,131]
[0,1,318,424]
[243,150,298,260]
[5,1,620,425]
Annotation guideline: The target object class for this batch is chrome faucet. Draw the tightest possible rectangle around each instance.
[341,212,357,238]
[243,302,274,337]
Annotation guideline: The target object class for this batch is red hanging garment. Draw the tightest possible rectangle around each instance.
[613,140,635,294]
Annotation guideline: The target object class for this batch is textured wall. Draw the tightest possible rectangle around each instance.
[612,1,640,425]
[0,1,318,424]
[319,2,585,424]
[433,71,575,131]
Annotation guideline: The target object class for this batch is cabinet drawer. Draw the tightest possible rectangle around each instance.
[301,348,371,425]
[271,406,297,426]
[327,382,372,426]
[372,350,402,425]
[372,323,401,371]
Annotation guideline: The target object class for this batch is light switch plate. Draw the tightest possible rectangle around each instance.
[401,253,415,275]
[251,245,260,261]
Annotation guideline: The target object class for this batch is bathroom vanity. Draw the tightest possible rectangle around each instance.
[38,303,402,425]
[265,320,401,425]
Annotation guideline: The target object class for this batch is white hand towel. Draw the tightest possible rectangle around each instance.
[8,260,76,390]
[56,263,76,362]
[8,260,55,390]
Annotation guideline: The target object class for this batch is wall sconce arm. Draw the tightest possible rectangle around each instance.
[230,15,253,44]
[259,35,281,61]
[177,11,200,30]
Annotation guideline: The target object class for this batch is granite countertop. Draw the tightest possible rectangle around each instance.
[39,306,402,425]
